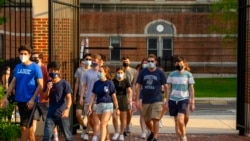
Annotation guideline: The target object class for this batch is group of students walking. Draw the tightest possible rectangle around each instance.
[1,45,195,141]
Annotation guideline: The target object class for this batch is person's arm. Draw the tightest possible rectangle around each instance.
[27,78,43,109]
[87,93,96,115]
[79,83,86,105]
[44,81,53,100]
[62,93,72,118]
[3,77,16,106]
[73,77,80,104]
[112,93,120,115]
[189,84,195,112]
[127,87,133,104]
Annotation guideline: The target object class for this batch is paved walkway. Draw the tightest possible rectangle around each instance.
[35,114,250,141]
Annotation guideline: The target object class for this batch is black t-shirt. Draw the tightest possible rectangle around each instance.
[113,78,131,96]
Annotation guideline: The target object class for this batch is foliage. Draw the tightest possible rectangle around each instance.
[0,103,20,141]
[0,85,5,100]
[0,0,6,25]
[195,78,236,97]
[209,0,238,47]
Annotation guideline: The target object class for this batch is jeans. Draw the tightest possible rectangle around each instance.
[42,117,73,141]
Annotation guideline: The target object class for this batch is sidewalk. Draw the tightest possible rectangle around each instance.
[34,97,250,140]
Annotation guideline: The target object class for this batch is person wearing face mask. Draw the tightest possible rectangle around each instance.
[165,56,195,141]
[88,66,119,141]
[132,57,149,139]
[111,67,132,141]
[3,45,43,141]
[80,54,103,141]
[31,52,60,141]
[135,54,168,141]
[42,61,73,141]
[73,53,92,140]
[120,56,137,135]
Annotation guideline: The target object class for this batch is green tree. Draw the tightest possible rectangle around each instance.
[209,0,238,47]
[0,0,6,25]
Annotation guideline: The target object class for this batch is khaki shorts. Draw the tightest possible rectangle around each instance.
[142,102,163,122]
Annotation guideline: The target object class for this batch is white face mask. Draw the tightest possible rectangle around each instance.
[19,55,29,63]
[142,64,148,69]
[116,73,124,79]
[148,62,155,69]
[85,60,92,66]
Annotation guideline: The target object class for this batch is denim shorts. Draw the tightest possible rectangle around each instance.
[168,99,189,116]
[95,103,113,114]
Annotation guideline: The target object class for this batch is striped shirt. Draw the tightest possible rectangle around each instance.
[167,70,195,101]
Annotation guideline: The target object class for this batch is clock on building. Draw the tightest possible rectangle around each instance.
[156,24,164,32]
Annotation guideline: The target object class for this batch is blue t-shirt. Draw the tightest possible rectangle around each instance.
[92,80,116,104]
[14,62,43,102]
[45,79,73,119]
[136,68,167,104]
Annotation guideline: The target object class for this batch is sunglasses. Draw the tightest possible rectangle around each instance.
[147,60,155,63]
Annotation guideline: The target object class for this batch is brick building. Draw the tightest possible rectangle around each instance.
[0,0,237,80]
[79,0,237,74]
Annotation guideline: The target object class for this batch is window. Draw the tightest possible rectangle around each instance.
[147,38,158,56]
[110,37,121,61]
[162,38,172,60]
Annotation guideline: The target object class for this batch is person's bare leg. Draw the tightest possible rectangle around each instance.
[112,112,119,133]
[152,119,160,139]
[120,111,127,134]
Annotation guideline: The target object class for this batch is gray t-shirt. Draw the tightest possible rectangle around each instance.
[81,69,99,103]
[74,67,86,96]
[125,67,137,86]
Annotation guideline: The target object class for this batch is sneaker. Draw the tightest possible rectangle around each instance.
[151,138,157,141]
[141,131,147,139]
[159,120,164,128]
[83,134,89,141]
[119,134,124,141]
[181,136,187,141]
[53,133,59,141]
[92,135,98,141]
[123,131,127,136]
[112,133,119,140]
[125,127,130,133]
[147,132,154,141]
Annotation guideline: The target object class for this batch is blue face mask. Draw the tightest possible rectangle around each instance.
[49,72,58,79]
[148,62,155,68]
[97,72,103,79]
[85,60,92,66]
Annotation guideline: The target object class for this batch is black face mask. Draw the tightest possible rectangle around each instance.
[122,62,129,67]
[34,60,39,64]
[175,65,184,71]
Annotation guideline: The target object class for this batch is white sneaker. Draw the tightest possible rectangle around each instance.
[159,120,164,128]
[141,131,147,139]
[112,133,119,140]
[119,134,124,141]
[92,135,97,141]
[83,134,89,141]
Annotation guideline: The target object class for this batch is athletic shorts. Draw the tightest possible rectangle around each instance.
[18,102,36,127]
[76,96,84,110]
[33,102,49,121]
[168,99,189,116]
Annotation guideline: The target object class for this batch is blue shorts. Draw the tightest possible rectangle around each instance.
[168,99,189,116]
[95,103,113,114]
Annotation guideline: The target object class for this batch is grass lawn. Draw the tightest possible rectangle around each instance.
[194,78,237,97]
